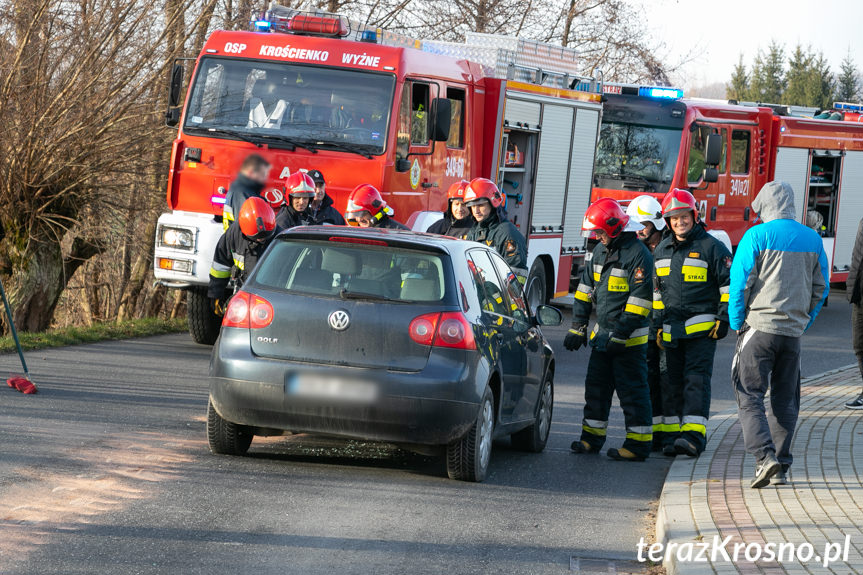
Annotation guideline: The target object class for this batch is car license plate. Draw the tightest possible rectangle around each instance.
[285,372,379,404]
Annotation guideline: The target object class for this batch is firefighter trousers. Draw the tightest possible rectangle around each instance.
[580,345,653,458]
[647,343,666,450]
[662,336,716,453]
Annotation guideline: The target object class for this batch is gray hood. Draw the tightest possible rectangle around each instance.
[752,181,797,222]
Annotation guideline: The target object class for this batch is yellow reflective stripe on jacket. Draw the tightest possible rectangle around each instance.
[655,258,671,277]
[684,314,716,335]
[662,323,672,342]
[209,267,231,279]
[624,296,651,317]
[625,327,649,347]
[681,258,708,282]
[592,264,602,282]
[653,291,665,310]
[607,276,629,292]
[719,285,730,303]
[232,257,245,271]
[575,283,592,302]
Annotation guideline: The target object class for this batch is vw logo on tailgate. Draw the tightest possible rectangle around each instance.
[328,310,351,331]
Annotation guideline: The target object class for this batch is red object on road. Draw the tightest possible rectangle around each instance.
[7,375,37,394]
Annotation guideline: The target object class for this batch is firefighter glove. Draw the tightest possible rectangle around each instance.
[214,298,226,317]
[656,329,665,350]
[606,333,627,355]
[709,320,729,340]
[564,326,587,351]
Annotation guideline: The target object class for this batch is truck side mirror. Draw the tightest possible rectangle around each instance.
[702,167,719,183]
[168,63,184,108]
[395,158,411,172]
[430,97,451,142]
[165,107,181,127]
[704,133,723,166]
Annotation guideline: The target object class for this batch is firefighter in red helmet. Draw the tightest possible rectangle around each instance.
[652,188,732,457]
[345,184,409,229]
[209,197,278,312]
[275,171,315,229]
[566,198,655,461]
[426,180,473,239]
[464,178,528,280]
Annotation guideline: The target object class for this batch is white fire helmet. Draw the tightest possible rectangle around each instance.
[625,195,666,231]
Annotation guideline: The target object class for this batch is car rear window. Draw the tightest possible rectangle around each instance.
[252,239,448,302]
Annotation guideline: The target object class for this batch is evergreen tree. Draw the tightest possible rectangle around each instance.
[784,44,813,106]
[836,52,861,103]
[805,52,834,109]
[748,41,786,103]
[727,54,749,101]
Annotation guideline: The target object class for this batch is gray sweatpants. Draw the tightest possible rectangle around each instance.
[732,327,801,466]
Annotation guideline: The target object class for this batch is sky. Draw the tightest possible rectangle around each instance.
[641,0,863,92]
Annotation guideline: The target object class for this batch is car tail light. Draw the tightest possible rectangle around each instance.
[409,312,476,350]
[329,236,388,246]
[409,312,439,346]
[222,292,274,329]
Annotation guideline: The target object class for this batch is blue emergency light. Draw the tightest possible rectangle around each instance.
[254,19,271,31]
[639,86,684,99]
[834,102,863,112]
[360,29,378,43]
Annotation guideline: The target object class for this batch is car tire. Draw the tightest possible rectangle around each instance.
[188,287,221,345]
[446,387,494,482]
[525,259,547,313]
[511,372,553,453]
[207,399,253,455]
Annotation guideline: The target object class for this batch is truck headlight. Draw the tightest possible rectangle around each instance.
[158,225,195,250]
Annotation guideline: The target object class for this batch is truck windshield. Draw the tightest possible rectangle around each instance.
[595,121,683,185]
[183,57,395,156]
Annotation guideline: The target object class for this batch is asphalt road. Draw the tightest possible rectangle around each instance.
[0,293,854,575]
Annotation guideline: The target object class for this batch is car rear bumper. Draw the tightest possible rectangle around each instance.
[209,329,489,445]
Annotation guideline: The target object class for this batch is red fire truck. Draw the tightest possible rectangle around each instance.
[153,6,605,343]
[591,86,863,284]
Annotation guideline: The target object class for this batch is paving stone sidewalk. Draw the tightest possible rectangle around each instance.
[656,365,863,575]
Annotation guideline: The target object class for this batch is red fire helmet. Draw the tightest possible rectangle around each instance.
[582,198,629,238]
[661,188,698,219]
[238,197,277,241]
[447,180,470,201]
[285,171,316,198]
[345,184,392,219]
[463,178,503,208]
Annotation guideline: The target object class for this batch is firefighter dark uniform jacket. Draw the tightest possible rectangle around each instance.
[374,215,410,230]
[275,204,312,230]
[208,223,272,299]
[652,223,732,345]
[310,194,346,226]
[573,232,654,351]
[222,174,265,231]
[426,210,473,239]
[466,211,527,278]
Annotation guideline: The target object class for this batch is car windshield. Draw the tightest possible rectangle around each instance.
[595,121,683,184]
[252,239,448,302]
[183,57,395,155]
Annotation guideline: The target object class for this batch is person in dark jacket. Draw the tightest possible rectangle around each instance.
[427,180,473,239]
[845,219,863,409]
[209,197,278,310]
[222,154,271,230]
[565,198,654,461]
[306,169,346,226]
[464,178,528,281]
[626,195,668,452]
[652,189,732,459]
[344,184,409,230]
[729,180,829,488]
[275,171,315,230]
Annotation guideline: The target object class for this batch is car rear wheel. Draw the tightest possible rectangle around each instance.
[446,387,494,482]
[511,372,553,452]
[188,287,221,345]
[207,399,253,455]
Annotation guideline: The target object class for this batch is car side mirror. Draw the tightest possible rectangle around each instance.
[395,158,411,172]
[702,166,719,183]
[430,97,451,142]
[535,305,562,326]
[704,133,722,166]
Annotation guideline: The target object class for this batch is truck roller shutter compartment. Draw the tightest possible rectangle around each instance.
[772,147,810,222]
[833,151,863,272]
[532,104,573,230]
[562,108,600,251]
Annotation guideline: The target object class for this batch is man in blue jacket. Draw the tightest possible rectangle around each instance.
[729,181,829,489]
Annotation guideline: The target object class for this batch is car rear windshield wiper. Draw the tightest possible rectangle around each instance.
[307,141,374,159]
[595,172,657,193]
[339,288,396,302]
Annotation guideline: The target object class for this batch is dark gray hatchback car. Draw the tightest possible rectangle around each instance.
[207,227,562,482]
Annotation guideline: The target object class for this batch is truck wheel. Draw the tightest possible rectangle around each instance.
[511,372,553,453]
[446,387,494,482]
[207,399,253,455]
[187,287,221,345]
[525,259,548,312]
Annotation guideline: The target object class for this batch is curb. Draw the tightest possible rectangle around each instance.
[654,364,857,575]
